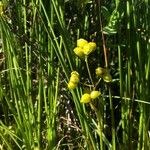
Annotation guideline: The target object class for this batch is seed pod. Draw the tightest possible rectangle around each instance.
[77,38,88,48]
[90,91,101,99]
[80,93,91,103]
[95,67,106,77]
[103,72,112,83]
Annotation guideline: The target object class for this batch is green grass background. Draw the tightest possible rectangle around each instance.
[0,0,150,149]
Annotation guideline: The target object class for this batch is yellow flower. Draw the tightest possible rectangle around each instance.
[96,67,106,77]
[68,71,80,89]
[90,91,101,99]
[70,74,79,84]
[77,38,88,48]
[68,82,77,89]
[83,43,92,55]
[88,42,96,51]
[83,42,96,55]
[73,47,84,58]
[80,93,91,103]
[103,72,112,83]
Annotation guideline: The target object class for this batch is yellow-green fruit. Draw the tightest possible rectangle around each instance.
[103,73,112,83]
[70,74,79,84]
[90,91,101,99]
[96,67,106,77]
[73,47,84,57]
[88,42,96,51]
[68,82,77,89]
[80,93,91,103]
[77,38,88,48]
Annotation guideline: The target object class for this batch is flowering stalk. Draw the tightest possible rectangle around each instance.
[85,56,94,85]
[97,0,116,149]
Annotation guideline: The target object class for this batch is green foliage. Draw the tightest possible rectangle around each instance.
[103,1,125,35]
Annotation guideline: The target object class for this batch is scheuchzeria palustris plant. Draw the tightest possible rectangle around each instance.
[68,38,112,104]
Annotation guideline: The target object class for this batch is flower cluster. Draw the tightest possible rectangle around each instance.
[96,67,112,83]
[67,71,101,103]
[67,38,113,105]
[73,38,96,57]
[68,71,80,90]
[80,91,101,103]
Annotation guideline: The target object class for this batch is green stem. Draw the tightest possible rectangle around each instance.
[94,78,102,90]
[90,103,103,150]
[109,87,116,150]
[85,56,94,85]
[97,111,103,150]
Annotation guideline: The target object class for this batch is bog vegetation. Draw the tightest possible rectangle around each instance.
[0,0,150,150]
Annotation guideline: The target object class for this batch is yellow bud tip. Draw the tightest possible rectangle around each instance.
[71,71,79,77]
[80,93,91,103]
[90,91,101,99]
[77,39,88,48]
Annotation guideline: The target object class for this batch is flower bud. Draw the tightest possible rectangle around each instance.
[68,71,80,89]
[77,39,88,48]
[73,47,84,58]
[80,93,91,103]
[68,82,77,89]
[83,43,92,55]
[71,71,79,77]
[70,74,79,84]
[83,42,96,55]
[88,42,96,51]
[103,72,112,83]
[90,91,101,99]
[96,67,106,77]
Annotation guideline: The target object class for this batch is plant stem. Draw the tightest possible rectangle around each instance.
[98,0,116,149]
[85,56,94,85]
[97,0,108,68]
[90,103,103,150]
[109,87,116,150]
